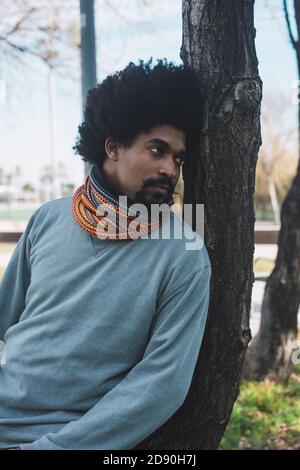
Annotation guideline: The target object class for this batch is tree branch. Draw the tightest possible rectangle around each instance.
[294,0,300,45]
[3,7,36,39]
[283,0,297,49]
[0,36,50,66]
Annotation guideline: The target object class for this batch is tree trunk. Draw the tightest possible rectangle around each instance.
[243,0,300,382]
[243,158,300,383]
[132,0,262,450]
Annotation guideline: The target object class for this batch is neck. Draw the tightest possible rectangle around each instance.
[94,164,136,208]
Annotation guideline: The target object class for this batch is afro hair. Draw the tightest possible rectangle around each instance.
[73,58,203,168]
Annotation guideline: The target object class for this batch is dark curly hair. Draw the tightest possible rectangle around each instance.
[73,58,203,168]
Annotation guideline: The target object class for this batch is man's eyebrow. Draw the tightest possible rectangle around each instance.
[145,138,187,156]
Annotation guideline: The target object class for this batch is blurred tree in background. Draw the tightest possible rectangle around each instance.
[0,0,80,76]
[243,0,300,382]
[255,93,298,220]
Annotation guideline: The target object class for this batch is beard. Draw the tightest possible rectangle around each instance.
[133,186,174,210]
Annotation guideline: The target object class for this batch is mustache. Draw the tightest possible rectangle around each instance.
[144,179,174,191]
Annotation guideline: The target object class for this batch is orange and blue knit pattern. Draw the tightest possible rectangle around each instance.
[72,166,161,240]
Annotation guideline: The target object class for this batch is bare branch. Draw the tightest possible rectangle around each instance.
[294,0,300,44]
[3,7,36,38]
[283,0,297,49]
[0,36,50,66]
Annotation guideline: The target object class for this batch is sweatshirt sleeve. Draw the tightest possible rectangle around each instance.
[20,264,212,450]
[0,212,36,340]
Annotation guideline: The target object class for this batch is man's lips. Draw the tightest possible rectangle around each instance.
[148,183,171,192]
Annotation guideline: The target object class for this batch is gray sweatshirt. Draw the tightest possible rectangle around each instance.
[0,194,211,450]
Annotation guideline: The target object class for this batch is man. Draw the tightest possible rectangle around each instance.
[0,59,211,450]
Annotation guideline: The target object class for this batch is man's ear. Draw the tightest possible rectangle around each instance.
[104,137,119,161]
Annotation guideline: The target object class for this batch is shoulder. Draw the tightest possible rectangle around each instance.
[155,212,211,285]
[34,196,72,216]
[169,212,211,268]
[154,212,211,301]
[30,196,72,222]
[23,196,72,240]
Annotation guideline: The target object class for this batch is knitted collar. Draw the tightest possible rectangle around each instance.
[72,165,173,240]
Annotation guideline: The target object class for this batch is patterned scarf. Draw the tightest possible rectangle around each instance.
[72,165,171,240]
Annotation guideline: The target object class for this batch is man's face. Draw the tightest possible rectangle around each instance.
[102,124,186,209]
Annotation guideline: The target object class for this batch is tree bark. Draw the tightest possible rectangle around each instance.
[132,0,262,449]
[243,0,300,382]
[243,171,300,381]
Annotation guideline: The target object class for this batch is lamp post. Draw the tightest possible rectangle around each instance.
[79,0,97,178]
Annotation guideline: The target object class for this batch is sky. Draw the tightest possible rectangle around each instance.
[0,0,298,188]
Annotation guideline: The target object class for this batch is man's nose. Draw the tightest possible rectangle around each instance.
[158,158,177,179]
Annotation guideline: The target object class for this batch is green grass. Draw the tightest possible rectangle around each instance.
[0,208,36,220]
[220,364,300,450]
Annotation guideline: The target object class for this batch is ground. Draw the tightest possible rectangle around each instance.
[220,363,300,450]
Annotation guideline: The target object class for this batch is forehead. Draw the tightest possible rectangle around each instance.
[136,124,186,150]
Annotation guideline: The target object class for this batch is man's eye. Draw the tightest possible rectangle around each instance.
[150,147,162,156]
